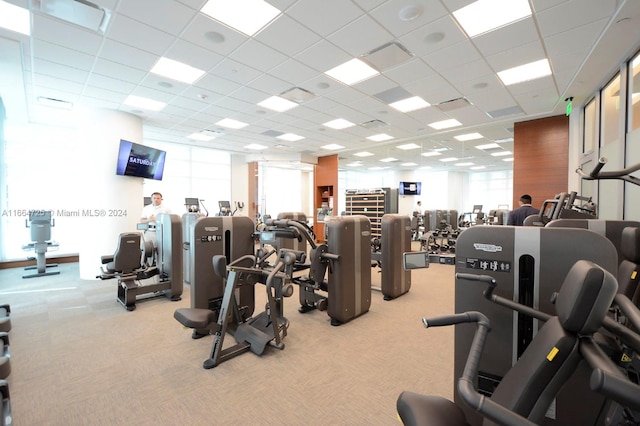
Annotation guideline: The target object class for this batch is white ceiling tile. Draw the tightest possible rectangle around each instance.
[327,15,393,57]
[286,0,363,37]
[116,0,196,35]
[229,39,289,73]
[107,14,176,56]
[472,17,539,57]
[255,14,322,57]
[163,39,224,71]
[369,0,449,37]
[31,14,103,55]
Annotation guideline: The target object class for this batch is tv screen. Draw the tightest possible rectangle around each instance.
[399,181,421,195]
[116,139,166,180]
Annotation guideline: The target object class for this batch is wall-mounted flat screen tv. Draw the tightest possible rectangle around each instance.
[399,181,421,195]
[116,139,166,180]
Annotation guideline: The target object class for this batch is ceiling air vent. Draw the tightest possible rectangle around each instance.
[435,97,471,112]
[35,0,111,34]
[360,119,388,129]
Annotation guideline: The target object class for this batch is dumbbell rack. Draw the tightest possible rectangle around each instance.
[420,227,460,265]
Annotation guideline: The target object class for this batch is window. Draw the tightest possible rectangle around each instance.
[583,98,597,152]
[629,52,640,132]
[600,74,621,146]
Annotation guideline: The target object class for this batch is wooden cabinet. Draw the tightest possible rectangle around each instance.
[345,188,397,238]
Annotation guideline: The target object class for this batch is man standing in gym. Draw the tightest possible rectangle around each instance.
[507,194,539,226]
[140,192,171,245]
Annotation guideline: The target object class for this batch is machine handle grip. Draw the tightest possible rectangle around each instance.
[422,312,488,328]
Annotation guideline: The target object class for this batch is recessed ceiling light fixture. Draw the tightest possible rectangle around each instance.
[440,157,459,162]
[475,143,501,150]
[455,162,474,166]
[216,118,248,129]
[428,119,461,130]
[498,59,552,86]
[389,96,430,112]
[401,162,418,166]
[380,157,398,162]
[0,1,30,35]
[123,95,166,111]
[277,133,304,142]
[421,152,441,157]
[150,57,206,84]
[323,118,355,129]
[354,151,374,157]
[503,158,514,162]
[325,58,379,86]
[258,95,298,112]
[491,151,513,157]
[367,133,393,142]
[321,144,345,150]
[245,144,268,150]
[397,143,421,150]
[200,0,281,36]
[454,132,483,141]
[470,166,486,170]
[453,0,532,38]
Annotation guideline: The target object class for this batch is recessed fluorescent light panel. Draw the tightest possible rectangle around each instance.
[401,163,418,166]
[453,0,532,38]
[491,151,513,157]
[216,118,248,129]
[321,144,344,150]
[475,143,501,150]
[323,118,355,129]
[354,151,374,157]
[498,59,552,86]
[258,96,298,112]
[367,133,393,142]
[389,96,430,112]
[187,132,215,141]
[325,58,379,86]
[150,57,205,84]
[470,166,486,170]
[440,157,459,162]
[124,95,166,111]
[397,143,421,150]
[454,133,483,142]
[455,162,474,166]
[277,133,304,142]
[503,158,514,162]
[245,144,268,150]
[200,0,281,36]
[346,162,363,167]
[428,119,461,130]
[380,157,398,163]
[421,152,441,157]
[0,1,30,35]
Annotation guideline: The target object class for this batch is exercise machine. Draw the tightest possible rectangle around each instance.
[98,213,183,311]
[174,248,297,369]
[261,216,370,325]
[454,225,619,425]
[22,210,60,279]
[183,215,255,337]
[370,214,412,300]
[523,191,596,226]
[397,260,640,425]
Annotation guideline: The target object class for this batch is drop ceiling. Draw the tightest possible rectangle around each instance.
[1,0,640,173]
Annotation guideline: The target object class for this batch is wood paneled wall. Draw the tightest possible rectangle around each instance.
[247,161,259,219]
[513,115,569,209]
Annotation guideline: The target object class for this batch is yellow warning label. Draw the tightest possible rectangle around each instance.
[621,353,633,363]
[547,347,559,361]
[632,271,637,280]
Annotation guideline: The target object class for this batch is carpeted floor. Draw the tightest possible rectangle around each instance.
[0,253,456,425]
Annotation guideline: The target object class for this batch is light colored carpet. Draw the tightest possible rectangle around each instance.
[0,254,456,425]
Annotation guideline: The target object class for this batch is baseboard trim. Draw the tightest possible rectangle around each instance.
[0,255,79,270]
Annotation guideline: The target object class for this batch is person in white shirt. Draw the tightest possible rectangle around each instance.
[140,192,171,246]
[140,192,171,223]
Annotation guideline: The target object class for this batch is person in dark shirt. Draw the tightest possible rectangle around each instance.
[507,194,540,226]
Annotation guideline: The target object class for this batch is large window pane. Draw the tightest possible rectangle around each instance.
[601,74,621,146]
[629,52,640,132]
[583,99,597,152]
